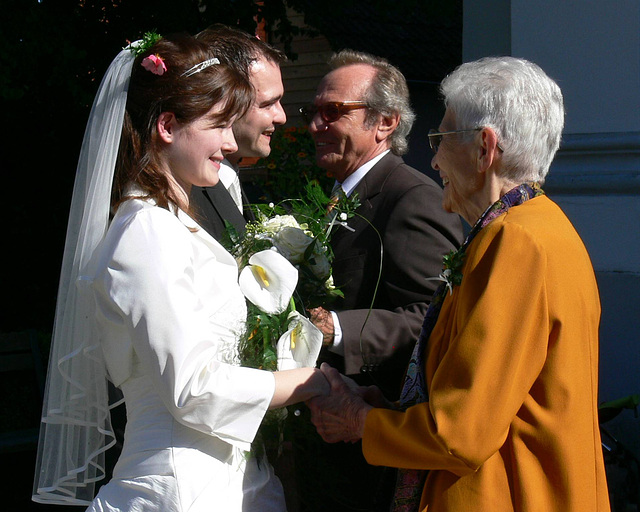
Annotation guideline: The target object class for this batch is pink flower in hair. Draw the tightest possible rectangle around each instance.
[141,54,167,75]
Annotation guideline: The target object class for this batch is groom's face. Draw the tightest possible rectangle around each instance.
[229,58,286,163]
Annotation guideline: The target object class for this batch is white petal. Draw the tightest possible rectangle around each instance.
[276,312,323,370]
[239,250,298,314]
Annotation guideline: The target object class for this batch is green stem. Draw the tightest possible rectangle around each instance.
[263,327,271,352]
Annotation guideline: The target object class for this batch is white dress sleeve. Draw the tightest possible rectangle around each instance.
[91,201,275,449]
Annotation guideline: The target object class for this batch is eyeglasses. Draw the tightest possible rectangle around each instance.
[427,128,482,154]
[299,101,369,124]
[428,128,504,154]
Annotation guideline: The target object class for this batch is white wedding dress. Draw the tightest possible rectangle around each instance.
[85,197,287,511]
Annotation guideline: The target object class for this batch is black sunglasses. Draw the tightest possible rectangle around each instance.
[299,101,368,124]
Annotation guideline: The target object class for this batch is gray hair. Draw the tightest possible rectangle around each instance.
[440,56,564,183]
[329,49,415,155]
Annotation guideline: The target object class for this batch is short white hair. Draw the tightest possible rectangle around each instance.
[440,56,564,183]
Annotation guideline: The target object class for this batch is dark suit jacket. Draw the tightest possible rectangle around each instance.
[325,152,463,397]
[190,181,255,242]
[295,153,464,512]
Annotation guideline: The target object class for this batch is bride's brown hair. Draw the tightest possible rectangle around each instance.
[113,33,253,213]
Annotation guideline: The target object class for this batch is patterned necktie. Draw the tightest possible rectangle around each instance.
[327,182,343,215]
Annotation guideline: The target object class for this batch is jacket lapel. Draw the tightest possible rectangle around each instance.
[351,152,401,201]
[241,186,256,222]
[332,152,402,241]
[206,184,248,235]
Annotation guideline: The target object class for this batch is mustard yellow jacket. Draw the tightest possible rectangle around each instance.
[363,196,610,511]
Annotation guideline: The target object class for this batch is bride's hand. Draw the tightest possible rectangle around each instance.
[270,367,330,409]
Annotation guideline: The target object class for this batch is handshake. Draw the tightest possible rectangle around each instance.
[305,363,396,444]
[274,310,394,444]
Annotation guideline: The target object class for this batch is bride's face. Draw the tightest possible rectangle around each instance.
[159,101,238,198]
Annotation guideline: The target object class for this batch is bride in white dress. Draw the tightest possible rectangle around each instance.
[32,33,328,511]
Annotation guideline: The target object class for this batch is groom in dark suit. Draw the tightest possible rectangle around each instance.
[190,25,287,241]
[297,50,463,512]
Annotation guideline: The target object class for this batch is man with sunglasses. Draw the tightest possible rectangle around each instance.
[190,25,287,241]
[296,49,463,512]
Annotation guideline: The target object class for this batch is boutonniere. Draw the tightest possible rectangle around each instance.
[428,248,466,295]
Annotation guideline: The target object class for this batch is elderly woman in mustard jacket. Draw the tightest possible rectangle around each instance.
[308,56,610,512]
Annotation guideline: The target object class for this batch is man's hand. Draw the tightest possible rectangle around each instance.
[308,306,335,347]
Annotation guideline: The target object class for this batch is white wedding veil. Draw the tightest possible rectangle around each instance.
[32,45,135,505]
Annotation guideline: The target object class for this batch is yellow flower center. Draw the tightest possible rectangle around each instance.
[291,323,302,349]
[253,265,270,287]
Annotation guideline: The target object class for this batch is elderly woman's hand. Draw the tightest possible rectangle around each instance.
[307,363,374,443]
[357,384,397,410]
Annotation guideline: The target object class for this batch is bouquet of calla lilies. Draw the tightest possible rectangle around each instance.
[237,249,319,372]
[226,180,359,458]
[229,180,359,374]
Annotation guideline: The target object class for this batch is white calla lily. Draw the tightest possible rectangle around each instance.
[276,311,323,370]
[239,249,298,314]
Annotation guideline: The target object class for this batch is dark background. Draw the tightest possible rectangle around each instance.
[1,1,461,510]
[1,0,461,336]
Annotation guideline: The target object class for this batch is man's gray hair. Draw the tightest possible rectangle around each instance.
[440,56,565,183]
[329,49,415,155]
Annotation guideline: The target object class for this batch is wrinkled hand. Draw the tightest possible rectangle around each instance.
[307,363,373,443]
[308,307,335,347]
[357,384,396,410]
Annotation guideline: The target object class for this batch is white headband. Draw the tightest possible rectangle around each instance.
[181,57,221,77]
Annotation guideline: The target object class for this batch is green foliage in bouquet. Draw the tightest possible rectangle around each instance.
[254,126,333,202]
[230,180,360,323]
[224,179,367,378]
[239,306,288,371]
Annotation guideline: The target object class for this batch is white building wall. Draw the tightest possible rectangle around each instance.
[464,0,640,456]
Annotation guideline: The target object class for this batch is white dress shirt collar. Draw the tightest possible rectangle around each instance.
[218,158,243,212]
